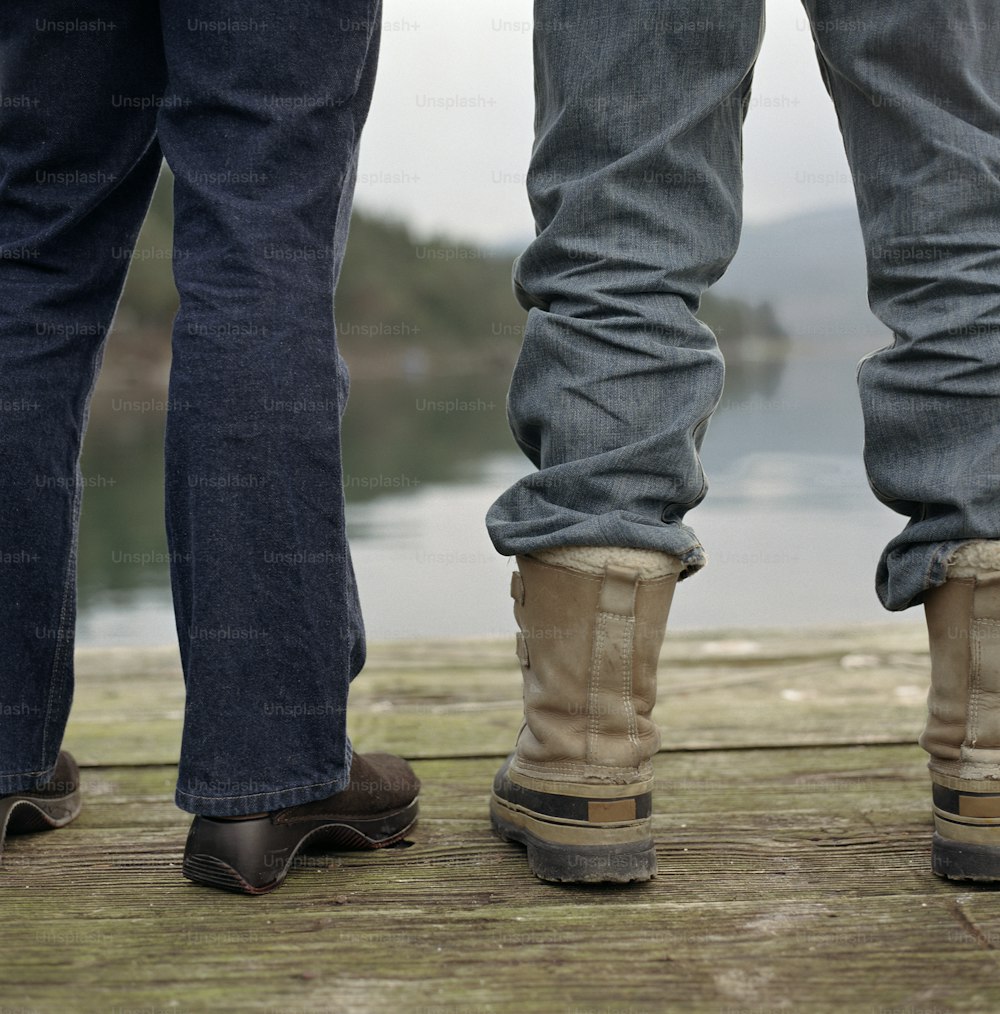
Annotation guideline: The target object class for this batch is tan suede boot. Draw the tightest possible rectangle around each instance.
[490,546,684,883]
[921,540,1000,880]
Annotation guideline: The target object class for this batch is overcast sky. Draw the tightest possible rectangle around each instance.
[353,0,858,247]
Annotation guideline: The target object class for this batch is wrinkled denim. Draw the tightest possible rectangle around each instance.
[486,0,1000,612]
[0,1,380,813]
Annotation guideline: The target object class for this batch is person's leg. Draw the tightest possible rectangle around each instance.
[803,0,1000,610]
[0,4,165,796]
[164,4,420,894]
[802,0,1000,879]
[487,0,765,883]
[155,1,381,817]
[486,1,764,565]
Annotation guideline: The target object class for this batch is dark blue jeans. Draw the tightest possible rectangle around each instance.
[0,1,380,814]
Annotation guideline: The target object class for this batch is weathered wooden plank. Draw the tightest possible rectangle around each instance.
[62,748,935,852]
[4,747,999,1014]
[5,747,931,830]
[75,623,928,678]
[350,622,930,667]
[14,625,992,1014]
[8,899,999,1014]
[68,625,932,765]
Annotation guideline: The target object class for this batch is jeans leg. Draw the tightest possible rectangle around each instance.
[156,1,380,815]
[803,0,1000,610]
[485,1,765,571]
[0,5,164,792]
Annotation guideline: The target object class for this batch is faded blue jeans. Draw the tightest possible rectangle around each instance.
[0,1,379,812]
[486,0,1000,612]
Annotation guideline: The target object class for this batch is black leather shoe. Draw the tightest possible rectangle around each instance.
[182,752,420,895]
[0,751,82,861]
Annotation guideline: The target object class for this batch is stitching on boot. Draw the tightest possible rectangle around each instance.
[622,616,638,750]
[587,612,608,764]
[513,756,653,782]
[969,619,984,751]
[965,616,1000,766]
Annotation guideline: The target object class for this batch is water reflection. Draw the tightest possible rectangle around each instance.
[79,369,514,602]
[341,372,515,507]
[78,354,792,642]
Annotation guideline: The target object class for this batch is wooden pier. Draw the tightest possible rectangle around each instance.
[5,623,1000,1012]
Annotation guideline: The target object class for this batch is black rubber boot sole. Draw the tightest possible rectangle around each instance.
[0,759,82,861]
[491,803,657,884]
[182,799,419,895]
[932,833,1000,883]
[490,755,656,884]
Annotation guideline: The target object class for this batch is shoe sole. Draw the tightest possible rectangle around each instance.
[490,793,656,884]
[932,832,1000,882]
[182,799,419,895]
[930,777,1000,882]
[0,788,82,860]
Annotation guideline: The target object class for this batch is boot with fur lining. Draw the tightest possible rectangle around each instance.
[490,546,684,883]
[922,540,1000,880]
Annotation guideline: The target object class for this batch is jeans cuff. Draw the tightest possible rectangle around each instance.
[0,756,61,795]
[877,539,965,611]
[175,741,354,817]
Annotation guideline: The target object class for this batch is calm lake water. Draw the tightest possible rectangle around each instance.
[76,337,924,646]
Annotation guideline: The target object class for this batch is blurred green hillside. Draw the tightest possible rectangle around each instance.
[108,167,787,386]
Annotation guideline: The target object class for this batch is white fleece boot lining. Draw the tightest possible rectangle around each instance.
[948,540,1000,578]
[531,545,685,580]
